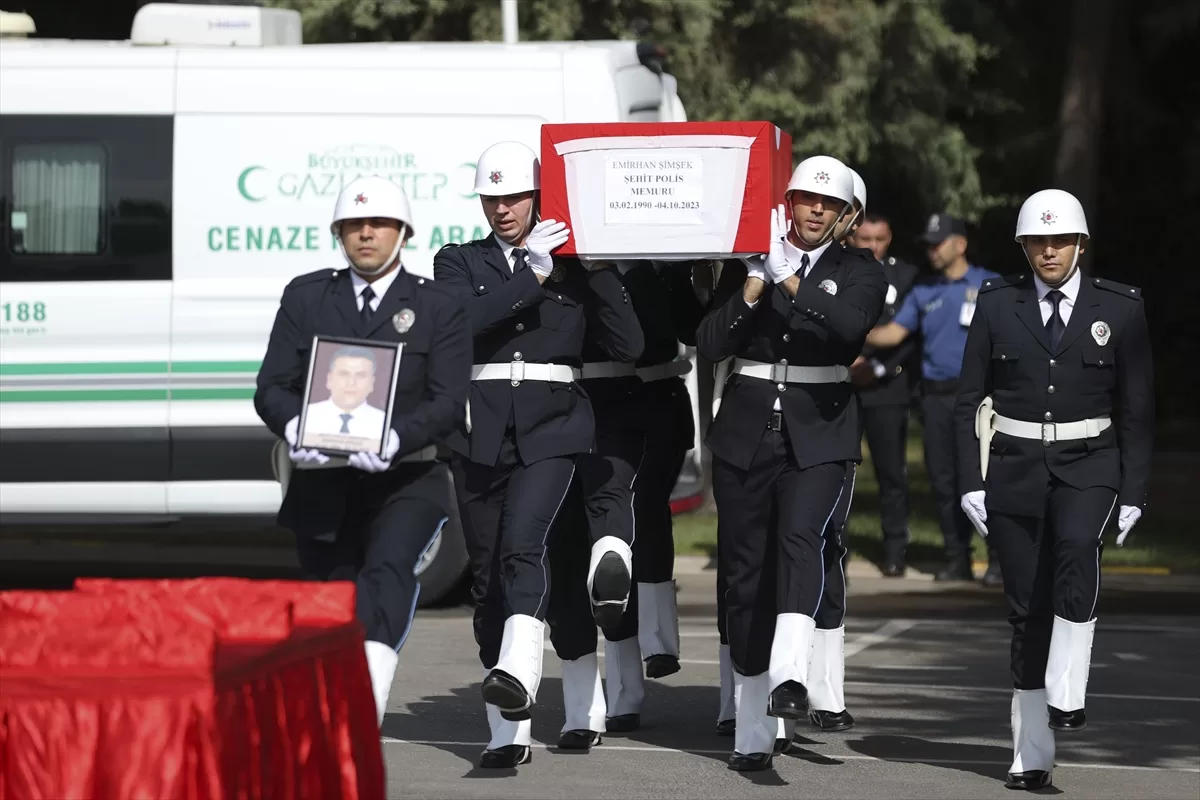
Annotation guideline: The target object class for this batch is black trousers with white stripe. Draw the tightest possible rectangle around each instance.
[451,437,576,669]
[294,465,450,651]
[986,482,1117,689]
[815,464,856,631]
[712,425,849,676]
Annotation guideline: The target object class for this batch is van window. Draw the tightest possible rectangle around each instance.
[0,115,172,283]
[11,143,106,255]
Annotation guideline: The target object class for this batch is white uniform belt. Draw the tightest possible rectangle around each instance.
[579,361,638,380]
[993,414,1111,444]
[471,361,580,383]
[637,360,693,382]
[731,358,849,384]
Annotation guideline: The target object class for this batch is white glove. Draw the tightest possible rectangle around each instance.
[1116,505,1141,547]
[525,219,570,277]
[764,204,794,284]
[738,255,768,283]
[284,415,330,466]
[347,429,401,473]
[961,490,988,537]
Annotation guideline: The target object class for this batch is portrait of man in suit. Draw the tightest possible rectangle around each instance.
[299,342,394,453]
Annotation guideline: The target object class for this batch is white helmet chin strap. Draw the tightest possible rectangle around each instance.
[1020,233,1083,288]
[792,199,851,249]
[340,223,406,278]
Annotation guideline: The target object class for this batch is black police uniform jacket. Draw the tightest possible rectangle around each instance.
[254,266,472,538]
[856,253,921,408]
[697,246,887,471]
[433,234,645,467]
[579,261,705,443]
[953,272,1154,518]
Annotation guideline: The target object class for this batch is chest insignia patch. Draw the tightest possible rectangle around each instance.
[885,284,897,305]
[1091,320,1110,346]
[393,308,416,334]
[818,279,838,295]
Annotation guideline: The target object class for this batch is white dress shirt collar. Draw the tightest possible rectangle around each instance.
[1033,266,1081,305]
[349,265,401,308]
[784,237,832,276]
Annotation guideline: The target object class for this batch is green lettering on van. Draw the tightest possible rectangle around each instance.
[428,226,445,250]
[306,227,319,250]
[268,228,285,250]
[246,227,263,250]
[226,226,241,251]
[207,227,222,251]
[472,226,487,241]
[448,225,465,243]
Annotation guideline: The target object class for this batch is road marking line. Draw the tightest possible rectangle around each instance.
[1114,652,1147,661]
[859,665,966,671]
[844,619,918,659]
[842,679,1200,703]
[380,738,1200,773]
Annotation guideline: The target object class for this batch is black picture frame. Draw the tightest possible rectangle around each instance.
[295,334,404,459]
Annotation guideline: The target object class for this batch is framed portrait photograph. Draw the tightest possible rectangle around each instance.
[296,335,404,458]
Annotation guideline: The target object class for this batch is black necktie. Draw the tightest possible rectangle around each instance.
[796,253,810,280]
[1045,289,1065,350]
[339,413,352,434]
[511,248,528,273]
[360,285,375,325]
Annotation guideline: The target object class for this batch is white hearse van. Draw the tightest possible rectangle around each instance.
[0,4,701,605]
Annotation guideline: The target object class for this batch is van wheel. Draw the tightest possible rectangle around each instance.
[415,468,470,608]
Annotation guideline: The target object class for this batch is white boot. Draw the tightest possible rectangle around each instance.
[1010,689,1055,774]
[587,536,633,622]
[1045,615,1095,712]
[486,699,533,751]
[561,652,607,734]
[807,626,846,713]
[717,643,736,724]
[733,671,776,756]
[768,613,817,691]
[489,614,546,712]
[364,640,399,728]
[605,636,645,717]
[637,581,680,659]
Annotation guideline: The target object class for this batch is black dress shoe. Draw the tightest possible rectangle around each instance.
[767,680,809,720]
[728,751,773,771]
[606,713,640,733]
[773,737,792,755]
[591,551,631,629]
[481,669,531,721]
[1005,770,1051,790]
[1049,706,1086,731]
[645,654,680,679]
[882,562,906,578]
[935,562,974,582]
[809,708,855,732]
[982,563,1004,588]
[480,744,531,768]
[557,729,602,750]
[715,719,735,736]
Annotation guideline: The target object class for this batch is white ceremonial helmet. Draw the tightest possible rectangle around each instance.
[331,175,415,276]
[850,168,867,213]
[473,140,540,197]
[1014,189,1089,242]
[785,155,855,244]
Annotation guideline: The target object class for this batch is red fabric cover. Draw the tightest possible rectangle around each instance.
[0,579,383,800]
[540,120,794,257]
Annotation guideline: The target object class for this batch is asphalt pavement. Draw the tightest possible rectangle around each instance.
[382,571,1200,800]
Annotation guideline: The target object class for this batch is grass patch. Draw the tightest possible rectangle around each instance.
[673,432,1200,572]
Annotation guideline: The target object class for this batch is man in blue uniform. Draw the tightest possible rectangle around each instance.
[865,213,1001,583]
[433,141,644,768]
[953,189,1152,790]
[255,175,471,729]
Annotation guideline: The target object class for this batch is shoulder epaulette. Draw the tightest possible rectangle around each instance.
[979,273,1028,294]
[842,244,874,262]
[1089,276,1141,299]
[287,268,339,288]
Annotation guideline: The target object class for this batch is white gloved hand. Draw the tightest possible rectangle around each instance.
[764,204,794,284]
[284,415,330,466]
[348,429,401,473]
[961,490,989,537]
[738,255,768,283]
[1116,505,1142,547]
[525,219,571,277]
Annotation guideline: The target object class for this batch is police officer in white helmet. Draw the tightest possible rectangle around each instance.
[697,154,887,771]
[433,141,644,768]
[254,174,472,730]
[953,188,1153,790]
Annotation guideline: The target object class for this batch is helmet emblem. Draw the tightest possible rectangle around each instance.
[354,193,367,205]
[1041,210,1056,225]
[926,214,939,232]
[814,171,830,184]
[489,170,503,184]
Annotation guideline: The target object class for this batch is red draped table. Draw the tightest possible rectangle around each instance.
[0,578,384,800]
